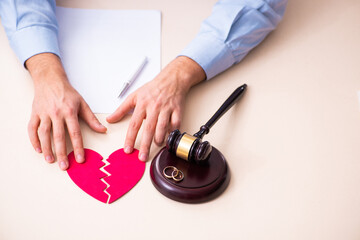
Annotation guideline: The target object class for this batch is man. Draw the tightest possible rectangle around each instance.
[0,0,287,170]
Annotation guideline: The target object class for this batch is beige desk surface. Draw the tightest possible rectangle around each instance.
[1,0,360,239]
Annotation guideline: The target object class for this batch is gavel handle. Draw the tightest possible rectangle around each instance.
[194,84,247,139]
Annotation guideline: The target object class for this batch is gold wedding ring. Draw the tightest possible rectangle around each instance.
[171,169,184,182]
[162,166,184,182]
[163,166,179,178]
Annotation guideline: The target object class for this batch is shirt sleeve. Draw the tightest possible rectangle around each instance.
[0,0,60,66]
[180,0,288,80]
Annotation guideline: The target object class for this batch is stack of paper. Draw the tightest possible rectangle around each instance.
[56,7,161,113]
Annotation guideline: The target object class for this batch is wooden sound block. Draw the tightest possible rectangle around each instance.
[150,147,230,203]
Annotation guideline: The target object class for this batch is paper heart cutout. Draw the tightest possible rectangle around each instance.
[67,148,145,204]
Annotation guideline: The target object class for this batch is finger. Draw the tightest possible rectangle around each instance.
[65,115,84,164]
[106,94,135,123]
[169,109,182,132]
[52,119,68,170]
[37,117,54,163]
[28,115,42,153]
[124,106,146,154]
[79,100,107,133]
[154,110,171,146]
[139,112,158,161]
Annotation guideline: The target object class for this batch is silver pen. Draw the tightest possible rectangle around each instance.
[118,56,148,98]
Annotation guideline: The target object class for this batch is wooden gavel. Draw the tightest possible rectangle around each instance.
[166,84,247,163]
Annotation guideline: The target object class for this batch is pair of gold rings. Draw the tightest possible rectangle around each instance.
[162,166,184,182]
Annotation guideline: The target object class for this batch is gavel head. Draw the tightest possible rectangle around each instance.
[166,129,212,163]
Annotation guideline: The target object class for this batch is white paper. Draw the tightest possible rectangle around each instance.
[56,7,161,113]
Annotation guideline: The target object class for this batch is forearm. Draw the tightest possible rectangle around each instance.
[26,53,68,85]
[158,56,206,93]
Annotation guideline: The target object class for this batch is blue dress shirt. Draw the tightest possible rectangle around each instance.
[0,0,59,66]
[0,0,287,79]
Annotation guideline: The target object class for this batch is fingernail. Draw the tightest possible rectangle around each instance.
[76,154,84,163]
[60,161,68,170]
[45,155,53,163]
[36,147,42,153]
[139,153,148,162]
[124,146,132,154]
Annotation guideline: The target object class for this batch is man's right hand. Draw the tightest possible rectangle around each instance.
[26,53,107,170]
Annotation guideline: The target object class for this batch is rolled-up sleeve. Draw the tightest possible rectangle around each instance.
[180,0,288,80]
[0,0,60,66]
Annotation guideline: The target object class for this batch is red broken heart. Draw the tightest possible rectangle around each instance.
[67,148,145,204]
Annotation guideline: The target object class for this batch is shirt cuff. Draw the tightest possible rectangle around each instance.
[179,33,235,80]
[9,26,60,66]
